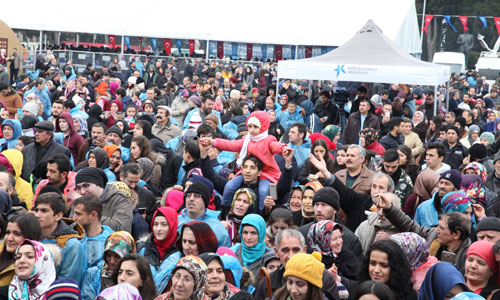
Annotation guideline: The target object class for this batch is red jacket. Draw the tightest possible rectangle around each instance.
[367,141,385,156]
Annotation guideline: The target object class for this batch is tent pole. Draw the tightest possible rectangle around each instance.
[295,45,298,60]
[433,85,437,116]
[446,81,450,112]
[420,0,427,49]
[275,77,280,103]
[121,36,124,56]
[308,81,312,101]
[206,40,210,60]
[39,30,42,53]
[76,34,79,47]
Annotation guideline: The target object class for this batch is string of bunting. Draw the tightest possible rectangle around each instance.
[422,14,500,35]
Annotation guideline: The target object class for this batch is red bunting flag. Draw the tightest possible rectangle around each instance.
[164,39,171,54]
[494,17,500,35]
[305,46,312,58]
[459,16,468,32]
[188,40,195,55]
[275,45,282,61]
[109,35,116,49]
[217,41,224,58]
[246,43,253,60]
[422,15,433,34]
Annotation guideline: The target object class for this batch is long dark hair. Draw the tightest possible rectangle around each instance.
[358,240,414,299]
[349,280,395,300]
[426,116,442,141]
[273,280,324,300]
[308,139,335,174]
[0,213,42,272]
[130,135,154,162]
[112,254,157,300]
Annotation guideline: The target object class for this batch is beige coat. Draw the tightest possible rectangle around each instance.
[404,131,424,158]
[335,165,375,195]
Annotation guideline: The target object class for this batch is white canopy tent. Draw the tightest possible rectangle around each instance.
[277,20,450,86]
[1,0,421,54]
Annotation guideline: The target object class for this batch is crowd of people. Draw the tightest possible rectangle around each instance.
[0,48,499,300]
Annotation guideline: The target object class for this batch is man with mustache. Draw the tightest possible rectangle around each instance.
[334,144,375,195]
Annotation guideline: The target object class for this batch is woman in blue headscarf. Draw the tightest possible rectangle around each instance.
[0,119,21,151]
[230,214,272,278]
[418,262,468,300]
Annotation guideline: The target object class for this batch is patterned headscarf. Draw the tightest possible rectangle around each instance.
[230,188,257,221]
[90,147,110,169]
[360,128,380,146]
[321,125,340,142]
[302,182,323,219]
[108,181,132,202]
[461,162,487,183]
[307,220,342,259]
[98,283,143,300]
[441,191,472,214]
[9,240,56,300]
[390,232,429,271]
[102,231,136,278]
[460,174,486,207]
[171,255,208,300]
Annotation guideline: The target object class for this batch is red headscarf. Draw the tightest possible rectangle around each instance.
[151,207,178,258]
[467,240,497,273]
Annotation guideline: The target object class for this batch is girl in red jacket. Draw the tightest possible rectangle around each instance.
[200,111,292,210]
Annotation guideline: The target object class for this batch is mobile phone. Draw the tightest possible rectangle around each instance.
[17,108,23,118]
[384,112,390,118]
[441,251,456,263]
[269,183,278,200]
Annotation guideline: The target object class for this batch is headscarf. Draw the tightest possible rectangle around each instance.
[322,123,340,142]
[460,174,486,207]
[167,256,208,300]
[98,283,143,300]
[418,262,468,300]
[109,82,120,99]
[102,231,136,278]
[229,188,257,222]
[451,292,486,299]
[9,240,56,300]
[468,125,480,145]
[136,157,155,183]
[302,182,323,219]
[307,220,342,259]
[390,232,429,271]
[466,240,497,274]
[461,162,487,183]
[359,128,379,146]
[103,144,121,159]
[108,182,132,202]
[441,191,471,214]
[90,147,110,169]
[152,207,178,258]
[199,253,235,299]
[413,111,425,126]
[412,169,440,200]
[111,99,124,112]
[239,214,266,267]
[64,80,76,98]
[72,113,88,137]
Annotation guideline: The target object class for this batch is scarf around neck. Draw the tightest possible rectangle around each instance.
[236,131,268,166]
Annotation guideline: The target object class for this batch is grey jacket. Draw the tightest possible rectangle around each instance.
[101,184,133,232]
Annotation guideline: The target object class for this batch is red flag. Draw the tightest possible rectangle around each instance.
[109,35,116,49]
[188,40,195,55]
[246,43,253,60]
[217,41,224,58]
[164,39,171,54]
[494,17,500,35]
[422,15,433,34]
[459,16,469,32]
[275,45,282,61]
[305,46,312,58]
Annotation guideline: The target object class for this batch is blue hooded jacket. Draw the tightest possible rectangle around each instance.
[24,86,52,117]
[418,262,467,300]
[289,138,311,169]
[301,100,322,133]
[280,108,304,130]
[0,119,22,150]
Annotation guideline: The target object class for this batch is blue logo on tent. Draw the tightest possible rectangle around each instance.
[335,65,346,77]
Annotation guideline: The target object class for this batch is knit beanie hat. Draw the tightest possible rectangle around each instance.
[468,144,487,161]
[184,181,210,209]
[75,167,108,188]
[206,113,219,126]
[283,252,324,288]
[476,217,500,233]
[106,125,123,139]
[480,132,495,145]
[440,169,462,189]
[455,116,466,129]
[312,187,340,211]
[23,102,39,116]
[46,279,81,300]
[188,112,203,129]
[321,125,340,142]
[447,125,460,136]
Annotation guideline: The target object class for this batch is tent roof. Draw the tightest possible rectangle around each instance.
[0,0,421,54]
[277,20,450,85]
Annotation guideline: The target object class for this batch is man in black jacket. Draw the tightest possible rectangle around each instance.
[254,229,340,300]
[443,125,468,170]
[314,91,338,128]
[379,117,404,150]
[21,121,71,183]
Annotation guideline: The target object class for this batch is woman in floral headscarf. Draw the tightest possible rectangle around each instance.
[221,188,258,246]
[307,220,360,280]
[9,240,56,300]
[155,255,208,300]
[360,128,385,156]
[98,283,143,300]
[292,181,323,227]
[390,232,438,293]
[462,162,488,183]
[81,231,136,300]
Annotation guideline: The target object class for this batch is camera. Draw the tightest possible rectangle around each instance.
[334,89,349,105]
